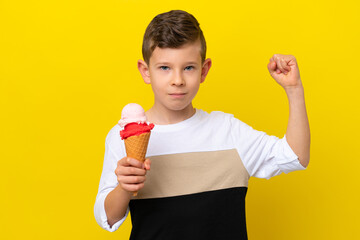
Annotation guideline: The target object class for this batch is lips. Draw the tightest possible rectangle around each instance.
[169,93,186,98]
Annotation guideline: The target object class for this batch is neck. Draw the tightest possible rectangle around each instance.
[145,104,196,125]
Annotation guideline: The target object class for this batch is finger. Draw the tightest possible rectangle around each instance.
[279,60,288,74]
[272,54,288,73]
[118,175,146,184]
[274,57,286,73]
[275,54,292,70]
[280,58,291,72]
[118,166,146,176]
[126,157,145,169]
[118,157,130,167]
[121,183,144,192]
[115,158,132,176]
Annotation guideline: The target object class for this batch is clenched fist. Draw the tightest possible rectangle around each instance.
[267,54,303,90]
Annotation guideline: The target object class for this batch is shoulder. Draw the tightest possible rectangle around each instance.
[201,109,234,121]
[201,109,244,126]
[196,110,249,135]
[200,109,254,136]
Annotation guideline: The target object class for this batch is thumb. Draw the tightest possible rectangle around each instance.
[144,158,151,171]
[268,61,276,72]
[268,61,280,76]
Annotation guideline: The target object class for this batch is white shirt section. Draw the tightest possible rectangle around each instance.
[94,109,307,231]
[94,130,129,232]
[228,114,306,179]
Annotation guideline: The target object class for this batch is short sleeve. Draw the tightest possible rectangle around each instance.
[230,116,306,179]
[94,127,129,232]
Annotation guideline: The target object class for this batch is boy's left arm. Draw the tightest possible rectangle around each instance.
[268,54,310,168]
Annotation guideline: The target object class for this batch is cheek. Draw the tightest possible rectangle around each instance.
[188,81,201,95]
[150,82,163,95]
[151,72,170,85]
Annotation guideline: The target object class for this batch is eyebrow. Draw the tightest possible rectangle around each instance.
[155,61,199,65]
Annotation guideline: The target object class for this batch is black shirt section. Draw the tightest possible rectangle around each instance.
[129,187,248,240]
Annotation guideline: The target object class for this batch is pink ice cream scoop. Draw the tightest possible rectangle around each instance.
[118,103,147,128]
[118,103,154,140]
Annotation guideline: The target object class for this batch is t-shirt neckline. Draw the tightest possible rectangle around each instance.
[151,108,202,132]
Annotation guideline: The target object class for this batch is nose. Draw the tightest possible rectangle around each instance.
[171,71,185,86]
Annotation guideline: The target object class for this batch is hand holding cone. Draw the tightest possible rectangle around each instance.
[119,103,154,196]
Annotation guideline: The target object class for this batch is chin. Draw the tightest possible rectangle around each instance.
[166,102,192,112]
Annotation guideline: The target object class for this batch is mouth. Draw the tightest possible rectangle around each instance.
[169,93,186,98]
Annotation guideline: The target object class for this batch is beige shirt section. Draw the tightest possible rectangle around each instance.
[133,149,250,199]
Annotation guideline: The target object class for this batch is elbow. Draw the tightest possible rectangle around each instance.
[299,156,310,168]
[301,161,309,168]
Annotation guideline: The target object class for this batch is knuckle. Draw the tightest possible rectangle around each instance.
[129,167,136,175]
[119,157,126,164]
[117,176,123,183]
[134,176,141,183]
[129,176,136,183]
[117,166,124,175]
[116,166,124,175]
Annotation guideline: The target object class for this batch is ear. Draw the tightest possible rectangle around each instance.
[137,59,151,84]
[200,58,212,83]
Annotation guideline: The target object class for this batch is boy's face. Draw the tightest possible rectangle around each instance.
[138,39,212,112]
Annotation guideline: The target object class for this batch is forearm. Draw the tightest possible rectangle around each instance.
[104,185,132,227]
[285,86,310,168]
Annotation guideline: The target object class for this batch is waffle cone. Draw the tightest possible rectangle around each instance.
[124,132,151,163]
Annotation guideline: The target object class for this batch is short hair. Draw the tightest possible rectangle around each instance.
[142,10,207,66]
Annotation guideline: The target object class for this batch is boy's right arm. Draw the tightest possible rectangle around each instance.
[104,157,151,227]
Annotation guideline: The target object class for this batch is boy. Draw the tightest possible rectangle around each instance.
[94,10,310,240]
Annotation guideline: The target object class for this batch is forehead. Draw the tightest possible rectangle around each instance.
[150,40,201,65]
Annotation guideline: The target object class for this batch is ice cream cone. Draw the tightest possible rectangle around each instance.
[124,131,151,197]
[124,132,151,163]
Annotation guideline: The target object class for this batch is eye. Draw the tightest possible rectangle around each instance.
[185,66,194,71]
[160,66,169,70]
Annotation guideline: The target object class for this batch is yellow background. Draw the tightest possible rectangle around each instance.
[1,0,359,239]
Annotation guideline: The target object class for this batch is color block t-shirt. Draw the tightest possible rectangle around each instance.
[94,109,306,239]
